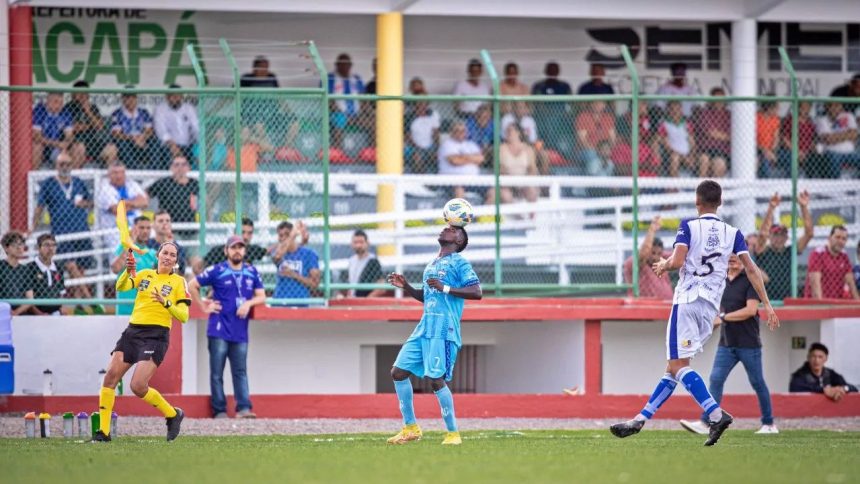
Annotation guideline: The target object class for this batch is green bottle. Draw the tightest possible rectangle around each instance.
[117,379,124,396]
[90,411,100,438]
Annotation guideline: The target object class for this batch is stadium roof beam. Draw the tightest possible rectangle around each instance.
[22,0,860,22]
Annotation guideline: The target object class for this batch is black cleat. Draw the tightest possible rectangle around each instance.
[91,430,112,442]
[704,410,734,446]
[166,407,184,442]
[609,419,645,438]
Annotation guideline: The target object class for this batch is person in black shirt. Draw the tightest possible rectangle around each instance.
[147,156,199,239]
[829,73,860,115]
[679,254,777,435]
[0,231,35,316]
[194,218,267,275]
[790,342,858,401]
[27,234,66,315]
[756,191,813,300]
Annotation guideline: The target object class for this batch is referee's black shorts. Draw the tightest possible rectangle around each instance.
[112,324,170,366]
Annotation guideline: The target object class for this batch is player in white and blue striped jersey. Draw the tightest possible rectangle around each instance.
[385,225,482,446]
[611,180,779,446]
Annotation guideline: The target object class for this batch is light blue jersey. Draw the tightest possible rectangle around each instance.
[409,252,480,347]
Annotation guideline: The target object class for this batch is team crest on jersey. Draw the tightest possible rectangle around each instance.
[681,339,692,348]
[706,225,720,250]
[160,285,172,296]
[139,279,151,291]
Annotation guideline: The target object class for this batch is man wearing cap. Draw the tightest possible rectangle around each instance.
[110,88,156,169]
[188,235,266,419]
[757,191,814,300]
[153,85,199,165]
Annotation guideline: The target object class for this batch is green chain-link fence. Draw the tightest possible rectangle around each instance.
[3,44,860,312]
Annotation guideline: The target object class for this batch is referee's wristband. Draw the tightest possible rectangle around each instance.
[443,285,451,294]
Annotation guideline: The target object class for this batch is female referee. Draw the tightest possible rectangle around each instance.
[93,242,190,442]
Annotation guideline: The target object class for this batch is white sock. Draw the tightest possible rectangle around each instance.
[634,414,647,423]
[708,408,723,423]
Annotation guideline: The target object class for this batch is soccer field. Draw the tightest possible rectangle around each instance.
[1,430,857,483]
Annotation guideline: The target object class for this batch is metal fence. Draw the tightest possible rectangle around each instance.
[1,43,859,312]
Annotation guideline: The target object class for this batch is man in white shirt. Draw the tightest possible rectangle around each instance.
[408,100,440,173]
[656,62,700,117]
[816,102,859,178]
[610,180,779,447]
[95,161,149,250]
[153,85,199,166]
[453,59,491,118]
[438,121,484,201]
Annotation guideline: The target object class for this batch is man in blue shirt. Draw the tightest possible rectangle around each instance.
[531,62,573,155]
[577,63,615,95]
[271,221,320,305]
[386,225,482,446]
[189,235,266,419]
[32,92,75,169]
[110,90,157,169]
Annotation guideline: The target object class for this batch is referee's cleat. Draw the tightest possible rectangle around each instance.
[166,407,184,442]
[91,430,112,442]
[441,431,462,445]
[386,424,422,444]
[704,410,734,446]
[609,419,645,438]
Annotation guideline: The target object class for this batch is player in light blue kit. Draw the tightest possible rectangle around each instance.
[610,180,779,446]
[386,225,482,445]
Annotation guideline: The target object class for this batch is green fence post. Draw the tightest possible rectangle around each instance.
[778,47,800,299]
[219,38,243,235]
[621,46,641,297]
[480,49,502,297]
[186,44,208,260]
[306,41,332,301]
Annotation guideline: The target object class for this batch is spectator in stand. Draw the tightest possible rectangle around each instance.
[694,87,731,178]
[532,62,572,155]
[815,102,859,179]
[153,85,199,166]
[364,57,377,94]
[226,125,273,173]
[406,97,440,174]
[327,53,365,126]
[32,92,78,170]
[95,161,148,250]
[778,100,818,178]
[110,90,157,170]
[0,231,35,316]
[656,62,699,116]
[494,124,539,204]
[500,62,529,115]
[757,191,814,301]
[31,152,95,300]
[196,218,268,274]
[466,104,494,160]
[804,225,860,300]
[829,73,860,116]
[438,121,485,201]
[587,140,615,178]
[272,221,320,305]
[612,100,661,177]
[240,55,279,87]
[111,215,155,316]
[404,77,427,127]
[189,235,266,419]
[148,210,190,276]
[147,156,199,239]
[578,63,614,95]
[623,216,673,299]
[790,342,858,400]
[453,59,491,118]
[64,80,108,168]
[576,100,617,168]
[338,230,386,298]
[27,234,67,316]
[659,101,713,177]
[501,101,539,145]
[757,100,782,178]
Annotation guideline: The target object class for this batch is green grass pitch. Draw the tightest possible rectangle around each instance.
[1,430,857,483]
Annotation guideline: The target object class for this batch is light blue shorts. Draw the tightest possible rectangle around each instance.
[393,336,459,381]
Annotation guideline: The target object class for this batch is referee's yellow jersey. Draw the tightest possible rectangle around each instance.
[126,269,191,328]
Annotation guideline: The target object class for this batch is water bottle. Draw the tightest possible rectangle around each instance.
[62,412,74,438]
[98,369,106,388]
[38,413,51,438]
[117,378,124,396]
[77,412,89,438]
[90,411,100,438]
[111,412,119,436]
[42,369,53,396]
[24,412,36,438]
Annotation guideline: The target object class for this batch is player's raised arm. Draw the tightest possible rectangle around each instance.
[387,272,424,302]
[739,252,779,330]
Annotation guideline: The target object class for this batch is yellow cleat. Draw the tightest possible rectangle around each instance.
[441,431,462,445]
[386,424,422,444]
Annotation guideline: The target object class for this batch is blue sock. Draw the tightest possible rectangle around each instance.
[434,386,457,432]
[394,379,416,425]
[637,373,678,421]
[678,367,722,422]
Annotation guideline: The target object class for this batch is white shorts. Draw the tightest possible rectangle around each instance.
[665,298,717,360]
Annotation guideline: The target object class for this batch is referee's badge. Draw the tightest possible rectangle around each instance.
[139,280,151,291]
[161,285,173,297]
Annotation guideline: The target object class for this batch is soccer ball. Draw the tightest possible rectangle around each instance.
[443,198,474,227]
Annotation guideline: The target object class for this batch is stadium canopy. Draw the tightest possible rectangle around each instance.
[20,0,860,22]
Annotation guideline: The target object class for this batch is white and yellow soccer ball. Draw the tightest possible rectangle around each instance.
[442,198,474,227]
